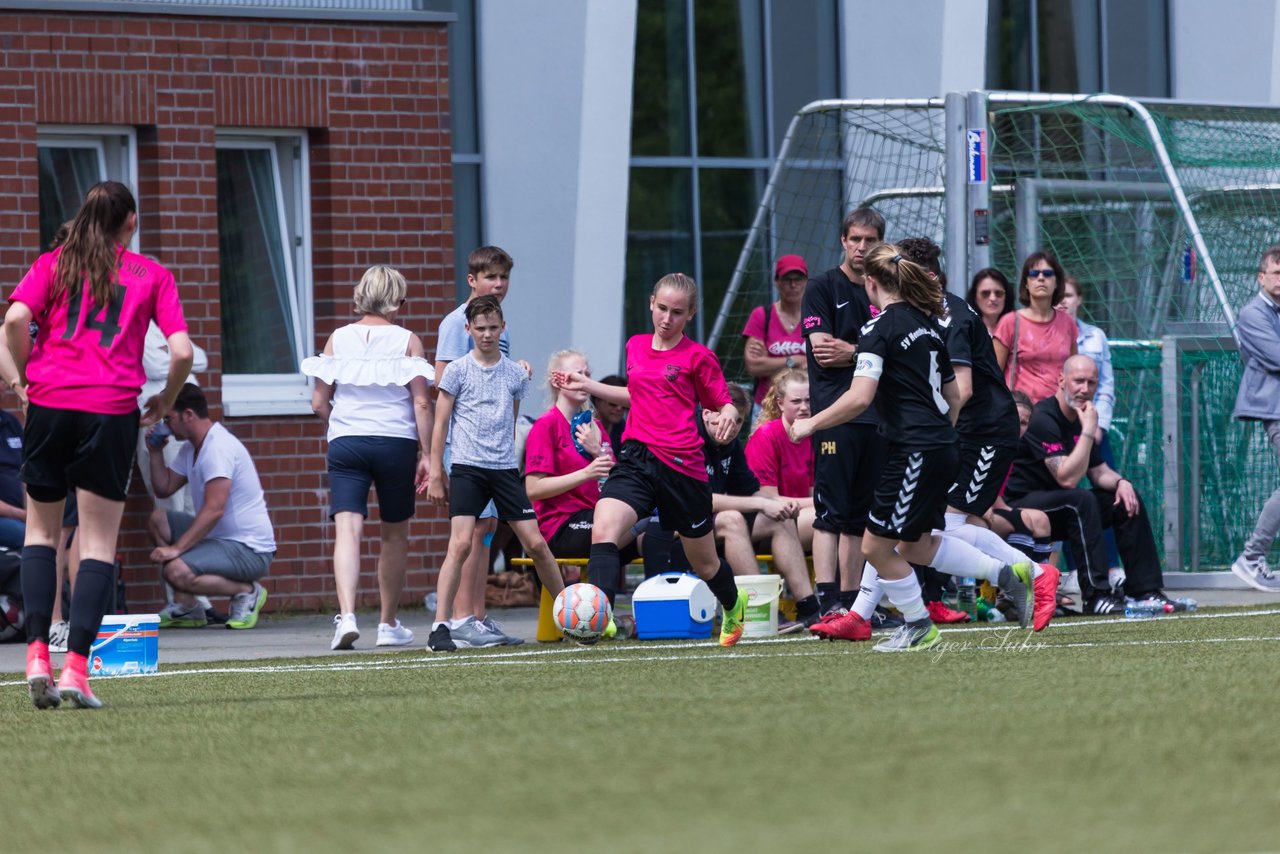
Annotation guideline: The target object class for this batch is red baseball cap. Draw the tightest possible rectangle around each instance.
[774,254,808,279]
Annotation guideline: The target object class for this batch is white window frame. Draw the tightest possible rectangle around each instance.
[216,130,314,417]
[36,126,139,252]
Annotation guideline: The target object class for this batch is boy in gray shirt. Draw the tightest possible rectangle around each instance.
[426,296,566,651]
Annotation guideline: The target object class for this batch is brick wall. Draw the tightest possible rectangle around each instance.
[0,12,455,612]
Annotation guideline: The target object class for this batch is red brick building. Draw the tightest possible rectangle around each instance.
[0,1,455,612]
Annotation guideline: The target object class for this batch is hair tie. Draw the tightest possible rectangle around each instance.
[890,254,902,264]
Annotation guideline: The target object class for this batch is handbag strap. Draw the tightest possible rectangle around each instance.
[1008,311,1021,389]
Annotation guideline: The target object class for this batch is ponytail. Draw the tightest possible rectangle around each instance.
[53,180,136,312]
[864,242,945,318]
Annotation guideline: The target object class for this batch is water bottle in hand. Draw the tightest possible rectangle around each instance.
[146,423,171,449]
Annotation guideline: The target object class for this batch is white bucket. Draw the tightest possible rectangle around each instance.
[734,574,783,638]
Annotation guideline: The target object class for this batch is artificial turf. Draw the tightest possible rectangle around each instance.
[4,608,1277,853]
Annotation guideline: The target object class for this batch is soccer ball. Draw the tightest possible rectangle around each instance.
[554,583,612,644]
[0,594,24,642]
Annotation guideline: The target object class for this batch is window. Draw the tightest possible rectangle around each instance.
[36,127,137,252]
[216,133,313,416]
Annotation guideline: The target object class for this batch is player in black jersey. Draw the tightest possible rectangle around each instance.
[790,244,1034,651]
[801,207,888,625]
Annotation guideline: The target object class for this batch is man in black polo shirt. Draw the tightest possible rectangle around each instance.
[1004,355,1173,615]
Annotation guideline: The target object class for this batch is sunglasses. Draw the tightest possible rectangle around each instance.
[1028,268,1056,278]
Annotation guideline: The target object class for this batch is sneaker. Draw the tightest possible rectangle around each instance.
[997,561,1035,630]
[376,620,414,647]
[204,607,229,626]
[56,652,102,709]
[926,601,972,624]
[48,620,69,654]
[1231,554,1280,592]
[718,589,749,647]
[449,616,505,649]
[1084,594,1125,616]
[872,618,940,652]
[812,606,848,627]
[158,601,207,629]
[331,613,359,650]
[26,641,60,710]
[776,617,806,635]
[427,623,456,652]
[1032,564,1060,632]
[226,582,267,630]
[479,616,524,646]
[869,607,904,630]
[810,610,872,642]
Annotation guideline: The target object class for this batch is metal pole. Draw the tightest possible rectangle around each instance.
[966,91,991,281]
[944,92,967,297]
[1161,336,1183,571]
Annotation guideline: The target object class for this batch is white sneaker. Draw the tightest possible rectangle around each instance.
[376,620,414,647]
[331,613,359,650]
[48,620,69,654]
[1231,555,1280,592]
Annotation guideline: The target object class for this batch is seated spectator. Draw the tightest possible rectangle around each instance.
[1003,356,1177,615]
[993,252,1078,402]
[744,368,816,549]
[967,267,1014,337]
[145,384,274,630]
[590,374,628,452]
[742,255,809,412]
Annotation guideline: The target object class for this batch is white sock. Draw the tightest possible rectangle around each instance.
[851,563,884,620]
[944,512,968,532]
[879,573,928,623]
[448,617,471,630]
[432,621,447,630]
[942,523,1026,566]
[930,536,1004,583]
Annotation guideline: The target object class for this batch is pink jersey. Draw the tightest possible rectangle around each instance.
[11,247,186,415]
[745,417,814,499]
[621,334,731,481]
[741,303,805,404]
[524,408,611,542]
[994,308,1077,404]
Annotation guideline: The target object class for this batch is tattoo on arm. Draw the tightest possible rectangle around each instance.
[1044,456,1065,477]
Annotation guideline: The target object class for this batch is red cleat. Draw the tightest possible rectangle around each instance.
[1033,564,1060,632]
[26,641,60,710]
[813,607,847,626]
[810,610,872,642]
[926,600,972,624]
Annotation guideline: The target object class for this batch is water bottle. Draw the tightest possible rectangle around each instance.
[424,591,438,612]
[1166,596,1198,613]
[146,422,171,449]
[1124,597,1164,619]
[956,577,978,622]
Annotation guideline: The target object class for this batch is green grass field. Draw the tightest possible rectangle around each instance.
[5,608,1279,854]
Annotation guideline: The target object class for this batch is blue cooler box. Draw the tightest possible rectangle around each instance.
[632,573,716,639]
[89,614,159,677]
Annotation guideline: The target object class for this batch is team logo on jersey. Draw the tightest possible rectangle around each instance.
[803,315,822,330]
[664,363,681,381]
[1042,441,1065,454]
[126,261,147,278]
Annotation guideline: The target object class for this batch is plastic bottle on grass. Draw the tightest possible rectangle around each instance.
[956,577,978,622]
[1123,598,1163,619]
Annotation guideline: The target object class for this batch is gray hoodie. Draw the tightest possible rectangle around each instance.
[1233,291,1280,422]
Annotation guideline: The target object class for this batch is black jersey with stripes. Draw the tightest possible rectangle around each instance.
[938,292,1020,448]
[854,301,957,448]
[801,266,878,424]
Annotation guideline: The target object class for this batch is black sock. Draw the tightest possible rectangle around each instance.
[1032,537,1054,563]
[68,559,115,658]
[817,581,839,613]
[20,545,57,643]
[913,562,946,604]
[640,527,673,579]
[838,588,858,609]
[706,560,739,610]
[795,594,820,620]
[587,543,620,605]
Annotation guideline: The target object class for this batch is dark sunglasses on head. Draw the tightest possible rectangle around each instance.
[1028,268,1055,278]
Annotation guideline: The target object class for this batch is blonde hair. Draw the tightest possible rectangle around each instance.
[864,243,945,317]
[546,349,590,411]
[653,272,699,313]
[353,265,407,317]
[756,367,808,427]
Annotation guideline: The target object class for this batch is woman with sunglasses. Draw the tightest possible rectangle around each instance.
[993,251,1078,403]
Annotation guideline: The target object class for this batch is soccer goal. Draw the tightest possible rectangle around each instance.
[709,91,1280,573]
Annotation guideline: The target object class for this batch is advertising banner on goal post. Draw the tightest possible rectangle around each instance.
[967,129,986,184]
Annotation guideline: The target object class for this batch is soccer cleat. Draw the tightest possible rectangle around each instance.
[26,641,61,710]
[926,600,972,624]
[1231,554,1280,592]
[997,561,1035,630]
[479,616,524,646]
[56,652,102,709]
[158,601,208,628]
[48,620,69,654]
[331,613,359,650]
[869,607,904,630]
[1084,594,1124,616]
[449,616,504,649]
[226,582,267,630]
[776,617,806,635]
[810,610,872,642]
[718,589,749,647]
[375,620,414,647]
[427,624,456,652]
[872,618,940,652]
[1032,564,1060,632]
[812,607,848,627]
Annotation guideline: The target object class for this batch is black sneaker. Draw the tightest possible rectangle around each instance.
[427,624,456,652]
[870,607,904,630]
[1084,594,1124,616]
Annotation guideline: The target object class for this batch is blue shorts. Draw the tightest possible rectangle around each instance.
[327,436,419,523]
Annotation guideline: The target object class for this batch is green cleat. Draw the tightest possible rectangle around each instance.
[872,618,940,652]
[719,589,749,647]
[997,561,1035,630]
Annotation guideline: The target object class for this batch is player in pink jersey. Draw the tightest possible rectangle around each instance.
[552,273,751,646]
[2,181,193,708]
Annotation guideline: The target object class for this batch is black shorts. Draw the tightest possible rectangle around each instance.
[547,508,640,563]
[327,436,419,523]
[947,441,1017,516]
[21,403,139,502]
[448,464,537,522]
[600,441,713,539]
[812,422,886,536]
[865,443,958,542]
